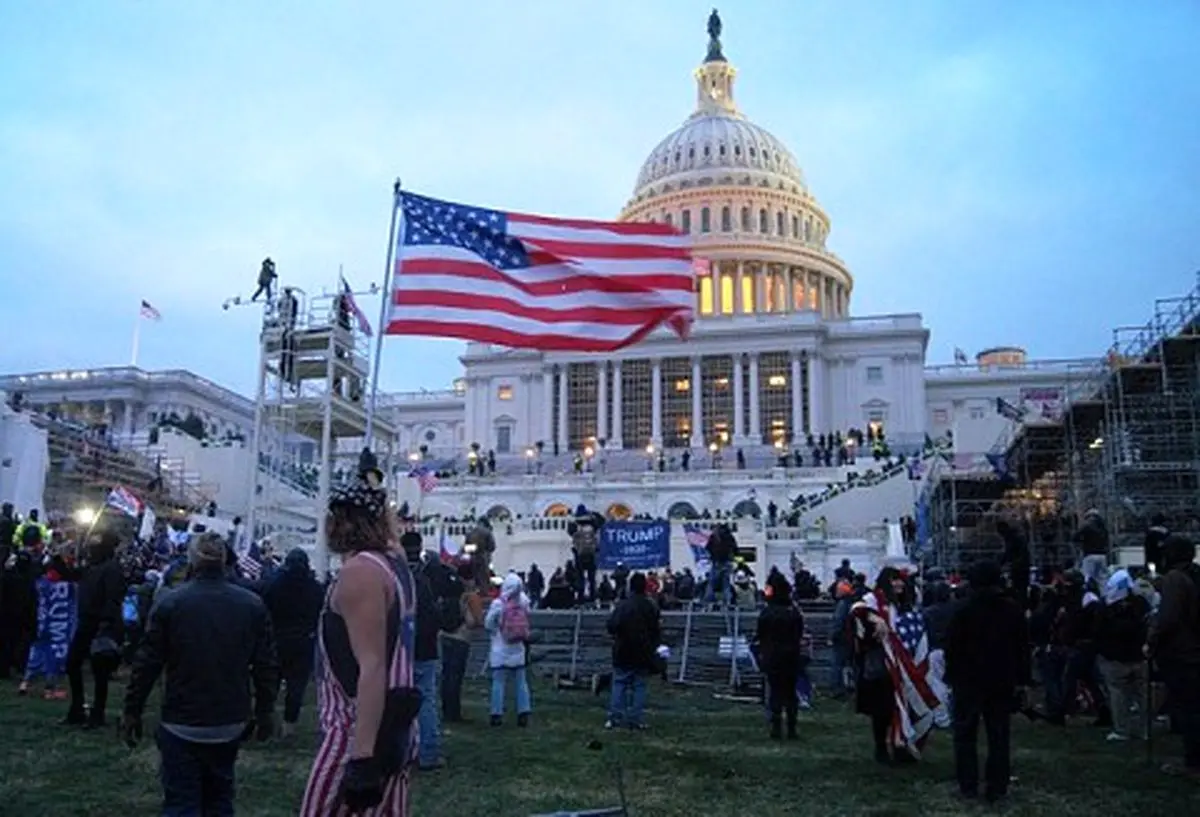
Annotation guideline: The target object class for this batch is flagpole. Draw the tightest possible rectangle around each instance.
[131,308,142,367]
[364,178,403,447]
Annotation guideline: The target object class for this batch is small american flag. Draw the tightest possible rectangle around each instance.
[386,191,695,351]
[238,541,263,581]
[683,524,711,576]
[408,465,438,495]
[339,275,373,337]
[106,485,143,518]
[140,299,162,321]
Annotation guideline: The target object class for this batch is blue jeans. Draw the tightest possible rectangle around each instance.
[703,561,732,607]
[413,659,441,766]
[608,668,647,727]
[157,725,238,817]
[829,644,850,692]
[1038,648,1067,717]
[490,666,532,717]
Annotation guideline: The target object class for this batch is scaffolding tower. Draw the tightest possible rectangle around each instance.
[926,359,1109,569]
[1099,273,1200,548]
[245,283,395,578]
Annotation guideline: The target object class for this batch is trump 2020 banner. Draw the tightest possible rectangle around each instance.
[598,520,671,571]
[29,577,77,678]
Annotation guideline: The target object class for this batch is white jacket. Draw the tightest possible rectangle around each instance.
[486,573,530,669]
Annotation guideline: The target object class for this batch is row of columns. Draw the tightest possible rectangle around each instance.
[702,260,849,318]
[546,352,826,451]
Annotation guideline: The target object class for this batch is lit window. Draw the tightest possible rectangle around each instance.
[792,279,805,311]
[497,385,513,401]
[741,273,755,313]
[699,275,713,315]
[866,366,883,384]
[720,273,734,315]
[715,377,730,388]
[700,207,711,233]
[681,210,692,233]
[767,374,787,387]
[674,378,691,393]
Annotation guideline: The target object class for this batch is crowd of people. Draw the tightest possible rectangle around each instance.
[3,479,1200,814]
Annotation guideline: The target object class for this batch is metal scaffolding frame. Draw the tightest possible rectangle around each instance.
[245,282,394,578]
[1099,273,1200,547]
[926,272,1200,569]
[927,359,1109,569]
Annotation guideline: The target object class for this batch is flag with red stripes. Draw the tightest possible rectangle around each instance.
[850,589,946,755]
[385,191,695,351]
[339,275,373,337]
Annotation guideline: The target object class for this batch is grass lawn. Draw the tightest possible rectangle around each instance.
[0,674,1196,816]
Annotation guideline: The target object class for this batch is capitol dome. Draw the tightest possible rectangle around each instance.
[619,12,853,321]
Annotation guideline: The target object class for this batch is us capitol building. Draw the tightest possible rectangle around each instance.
[0,18,1093,576]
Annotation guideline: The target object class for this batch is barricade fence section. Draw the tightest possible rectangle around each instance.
[466,604,836,691]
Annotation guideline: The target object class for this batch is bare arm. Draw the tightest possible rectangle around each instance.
[333,556,392,759]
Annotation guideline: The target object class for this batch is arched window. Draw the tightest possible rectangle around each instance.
[792,215,800,237]
[741,207,751,231]
[700,207,711,233]
[720,206,731,232]
[759,209,769,233]
[776,211,785,235]
[681,209,692,233]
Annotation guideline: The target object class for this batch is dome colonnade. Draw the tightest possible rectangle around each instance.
[618,19,852,320]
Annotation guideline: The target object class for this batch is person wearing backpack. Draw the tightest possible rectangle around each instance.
[1094,569,1150,741]
[484,572,532,727]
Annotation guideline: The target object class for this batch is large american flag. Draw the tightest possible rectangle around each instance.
[385,191,695,351]
[408,465,438,495]
[851,590,945,755]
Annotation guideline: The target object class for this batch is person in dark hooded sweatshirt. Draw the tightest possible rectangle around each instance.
[261,548,324,737]
[996,518,1031,610]
[945,559,1029,803]
[1146,534,1200,775]
[55,530,126,728]
[755,571,804,740]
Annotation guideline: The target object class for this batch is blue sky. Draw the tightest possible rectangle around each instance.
[1,1,1197,396]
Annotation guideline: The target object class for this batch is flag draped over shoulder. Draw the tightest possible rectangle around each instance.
[385,191,695,352]
[851,590,946,753]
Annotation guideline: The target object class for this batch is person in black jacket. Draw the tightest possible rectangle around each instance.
[605,572,661,730]
[996,518,1031,610]
[945,560,1029,803]
[401,531,445,771]
[57,530,126,728]
[1143,514,1169,573]
[122,532,278,814]
[261,548,324,738]
[755,571,803,740]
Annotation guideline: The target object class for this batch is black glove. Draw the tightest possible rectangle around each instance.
[120,713,143,748]
[254,713,274,742]
[339,756,384,813]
